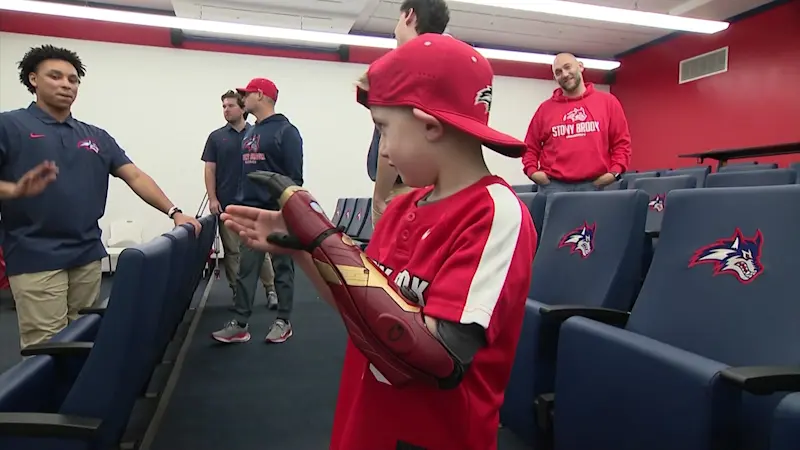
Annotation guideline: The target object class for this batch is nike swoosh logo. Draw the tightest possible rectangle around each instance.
[30,133,45,138]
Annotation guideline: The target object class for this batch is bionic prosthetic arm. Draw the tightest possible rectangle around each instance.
[248,171,482,389]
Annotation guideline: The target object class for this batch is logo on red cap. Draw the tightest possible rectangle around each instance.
[474,86,493,113]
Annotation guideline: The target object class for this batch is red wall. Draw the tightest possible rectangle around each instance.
[611,0,800,171]
[0,10,607,83]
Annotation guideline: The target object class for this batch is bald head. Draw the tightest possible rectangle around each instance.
[552,53,585,96]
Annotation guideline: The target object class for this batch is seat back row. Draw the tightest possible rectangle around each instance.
[0,215,217,449]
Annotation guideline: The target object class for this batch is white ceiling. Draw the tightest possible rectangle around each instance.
[68,0,774,57]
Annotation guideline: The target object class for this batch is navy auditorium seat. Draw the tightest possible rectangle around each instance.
[500,189,648,446]
[603,178,628,190]
[512,183,537,193]
[632,175,697,237]
[552,185,800,450]
[790,162,800,183]
[663,166,711,187]
[623,171,661,188]
[770,393,800,450]
[706,168,796,188]
[516,192,546,249]
[346,198,371,238]
[718,162,777,172]
[0,236,173,450]
[337,198,357,231]
[330,198,346,227]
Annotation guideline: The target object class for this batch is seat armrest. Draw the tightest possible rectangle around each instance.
[0,412,100,440]
[646,230,660,238]
[78,296,109,315]
[20,342,94,358]
[538,305,630,327]
[720,366,800,395]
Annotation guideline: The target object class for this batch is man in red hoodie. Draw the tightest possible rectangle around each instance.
[522,53,632,193]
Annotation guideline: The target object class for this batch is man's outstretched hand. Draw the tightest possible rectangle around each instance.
[221,205,299,255]
[14,161,59,198]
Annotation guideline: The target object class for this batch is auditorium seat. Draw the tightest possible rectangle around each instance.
[550,185,800,450]
[631,175,697,237]
[663,166,711,187]
[500,189,648,446]
[705,168,797,188]
[512,184,537,193]
[770,393,800,450]
[337,198,357,231]
[623,171,661,188]
[0,236,173,449]
[516,192,546,249]
[355,207,373,248]
[718,162,777,172]
[345,198,371,238]
[790,162,800,183]
[603,179,627,190]
[330,198,346,226]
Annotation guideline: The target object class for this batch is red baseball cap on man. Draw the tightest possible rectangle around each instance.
[237,78,279,102]
[356,34,525,158]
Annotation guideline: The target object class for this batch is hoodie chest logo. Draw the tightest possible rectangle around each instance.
[552,106,601,139]
[242,133,266,164]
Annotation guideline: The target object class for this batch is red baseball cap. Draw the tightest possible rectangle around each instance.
[357,34,525,158]
[237,78,278,102]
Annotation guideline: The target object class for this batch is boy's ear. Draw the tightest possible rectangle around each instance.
[412,108,444,141]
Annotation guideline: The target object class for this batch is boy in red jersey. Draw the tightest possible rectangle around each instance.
[221,33,536,450]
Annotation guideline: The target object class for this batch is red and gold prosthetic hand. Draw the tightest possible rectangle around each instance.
[248,171,461,389]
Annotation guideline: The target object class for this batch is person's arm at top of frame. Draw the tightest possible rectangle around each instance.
[201,134,221,215]
[0,114,58,200]
[281,125,304,186]
[106,132,203,235]
[606,95,632,175]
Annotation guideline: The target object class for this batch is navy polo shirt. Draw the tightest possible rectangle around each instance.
[0,103,132,276]
[201,123,251,209]
[236,113,303,210]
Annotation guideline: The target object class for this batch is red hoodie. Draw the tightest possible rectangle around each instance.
[522,83,632,182]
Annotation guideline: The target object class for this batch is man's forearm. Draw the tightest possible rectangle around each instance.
[0,181,17,200]
[126,171,174,214]
[204,166,218,202]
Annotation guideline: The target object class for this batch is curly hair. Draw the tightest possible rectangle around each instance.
[17,45,86,94]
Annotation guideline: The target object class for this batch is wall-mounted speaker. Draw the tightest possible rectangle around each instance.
[337,45,350,63]
[169,28,185,47]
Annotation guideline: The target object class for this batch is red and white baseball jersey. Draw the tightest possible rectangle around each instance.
[330,175,537,450]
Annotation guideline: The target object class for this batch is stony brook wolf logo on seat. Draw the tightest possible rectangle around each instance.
[648,194,666,212]
[559,222,596,258]
[688,228,764,284]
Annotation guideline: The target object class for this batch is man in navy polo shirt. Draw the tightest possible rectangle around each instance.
[202,90,278,309]
[211,77,303,345]
[0,45,201,350]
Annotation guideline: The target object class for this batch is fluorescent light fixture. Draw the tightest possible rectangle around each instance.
[0,0,621,70]
[453,0,729,34]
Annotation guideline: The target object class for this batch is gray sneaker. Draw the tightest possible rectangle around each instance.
[265,319,292,343]
[211,320,251,344]
[266,290,278,310]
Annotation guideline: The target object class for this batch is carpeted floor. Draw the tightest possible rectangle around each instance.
[148,273,532,450]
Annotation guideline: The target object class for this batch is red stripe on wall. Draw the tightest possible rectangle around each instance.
[611,0,800,170]
[0,10,609,83]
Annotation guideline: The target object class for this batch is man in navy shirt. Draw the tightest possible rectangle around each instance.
[366,0,450,225]
[202,90,278,310]
[0,45,201,350]
[211,78,303,345]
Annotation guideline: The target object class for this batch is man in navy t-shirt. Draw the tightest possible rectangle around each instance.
[201,90,278,309]
[0,45,201,350]
[211,78,303,345]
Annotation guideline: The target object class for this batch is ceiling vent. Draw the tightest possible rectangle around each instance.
[679,47,728,84]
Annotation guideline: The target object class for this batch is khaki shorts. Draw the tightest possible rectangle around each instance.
[9,260,102,350]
